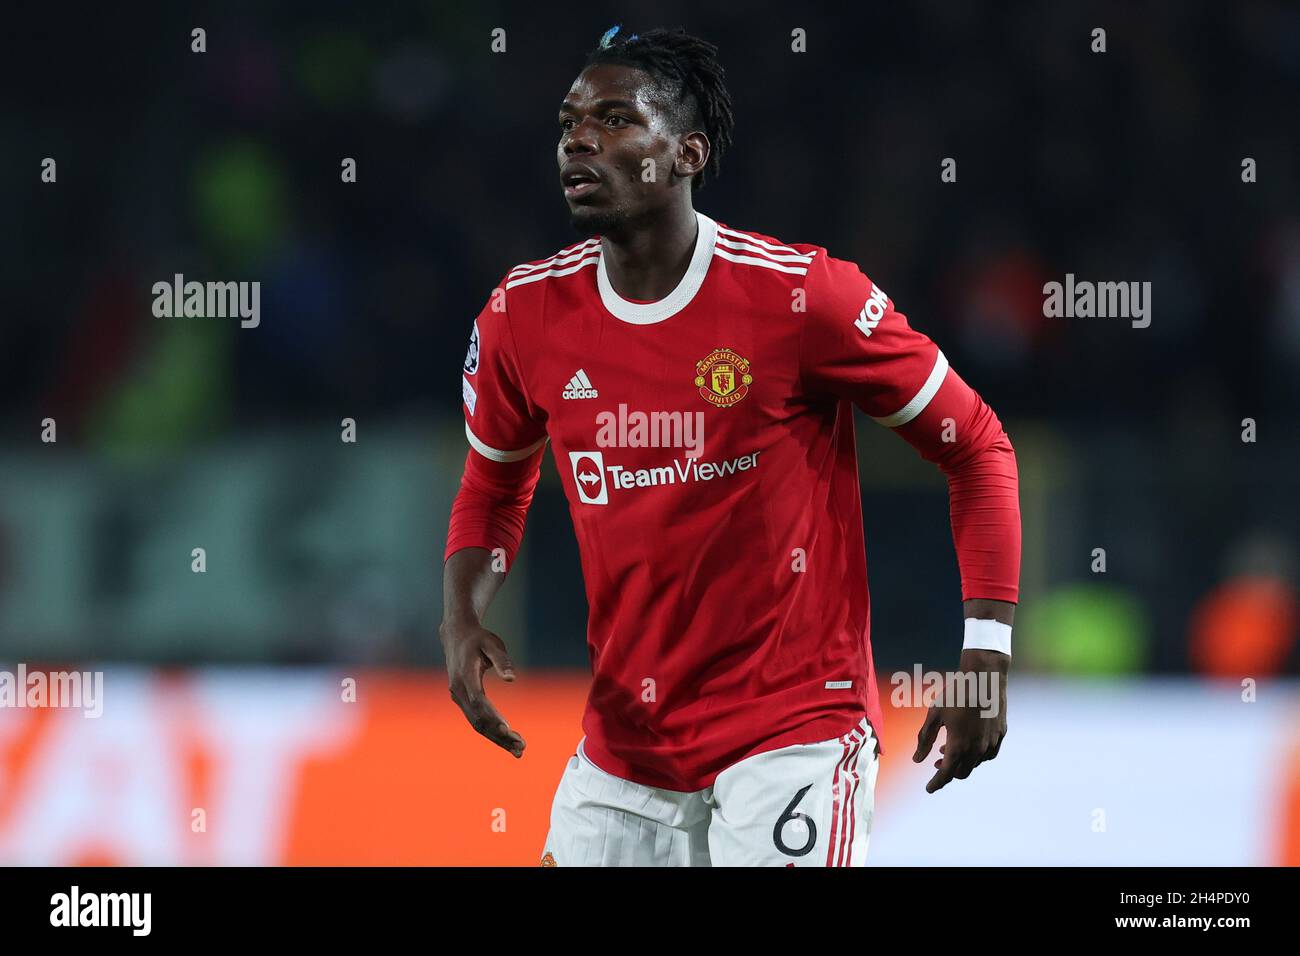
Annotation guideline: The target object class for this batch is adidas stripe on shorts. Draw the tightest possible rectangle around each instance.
[541,717,879,867]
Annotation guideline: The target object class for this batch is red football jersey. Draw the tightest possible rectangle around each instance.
[459,211,951,792]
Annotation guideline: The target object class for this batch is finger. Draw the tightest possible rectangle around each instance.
[478,632,517,682]
[450,655,525,752]
[952,753,979,780]
[971,727,1004,766]
[913,709,942,762]
[987,732,1005,761]
[926,747,963,793]
[461,690,527,756]
[453,646,489,698]
[960,737,1001,778]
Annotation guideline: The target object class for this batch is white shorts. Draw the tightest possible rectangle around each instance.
[541,717,879,867]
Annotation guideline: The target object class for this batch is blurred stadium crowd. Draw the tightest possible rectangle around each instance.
[3,1,1298,677]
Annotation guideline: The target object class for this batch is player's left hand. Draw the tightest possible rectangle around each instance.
[912,648,1008,793]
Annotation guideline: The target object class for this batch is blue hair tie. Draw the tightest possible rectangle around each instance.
[598,24,621,49]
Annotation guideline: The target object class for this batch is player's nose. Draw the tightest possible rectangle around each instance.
[562,118,600,155]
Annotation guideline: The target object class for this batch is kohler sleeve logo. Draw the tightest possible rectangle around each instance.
[853,283,889,338]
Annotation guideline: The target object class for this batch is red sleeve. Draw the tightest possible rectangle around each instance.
[799,252,943,421]
[800,253,1021,603]
[444,446,545,568]
[446,277,549,568]
[894,374,1021,603]
[460,277,547,463]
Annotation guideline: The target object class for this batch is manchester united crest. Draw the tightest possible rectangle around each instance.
[694,348,753,408]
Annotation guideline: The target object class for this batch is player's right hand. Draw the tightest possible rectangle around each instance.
[439,620,526,758]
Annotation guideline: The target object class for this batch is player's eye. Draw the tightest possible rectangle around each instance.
[605,115,628,127]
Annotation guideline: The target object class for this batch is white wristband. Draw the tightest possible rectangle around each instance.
[963,617,1012,656]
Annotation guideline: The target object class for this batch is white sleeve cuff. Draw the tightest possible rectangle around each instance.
[963,617,1012,656]
[465,423,547,462]
[869,350,949,427]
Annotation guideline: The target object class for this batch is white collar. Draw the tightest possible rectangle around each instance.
[597,211,717,325]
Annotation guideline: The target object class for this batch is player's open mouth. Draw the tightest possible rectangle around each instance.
[563,180,600,200]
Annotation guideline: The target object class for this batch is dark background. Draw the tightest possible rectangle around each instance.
[3,1,1298,677]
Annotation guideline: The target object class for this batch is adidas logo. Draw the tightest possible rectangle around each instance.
[562,369,599,400]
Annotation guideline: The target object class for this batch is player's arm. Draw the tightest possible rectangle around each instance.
[891,375,1019,793]
[441,281,547,758]
[443,546,522,756]
[800,254,1021,792]
[442,447,544,758]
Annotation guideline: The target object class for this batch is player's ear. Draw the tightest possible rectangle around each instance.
[675,131,710,184]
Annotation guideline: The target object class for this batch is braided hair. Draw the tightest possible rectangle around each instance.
[583,25,734,190]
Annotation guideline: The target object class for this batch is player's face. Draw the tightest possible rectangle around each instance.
[557,64,687,236]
